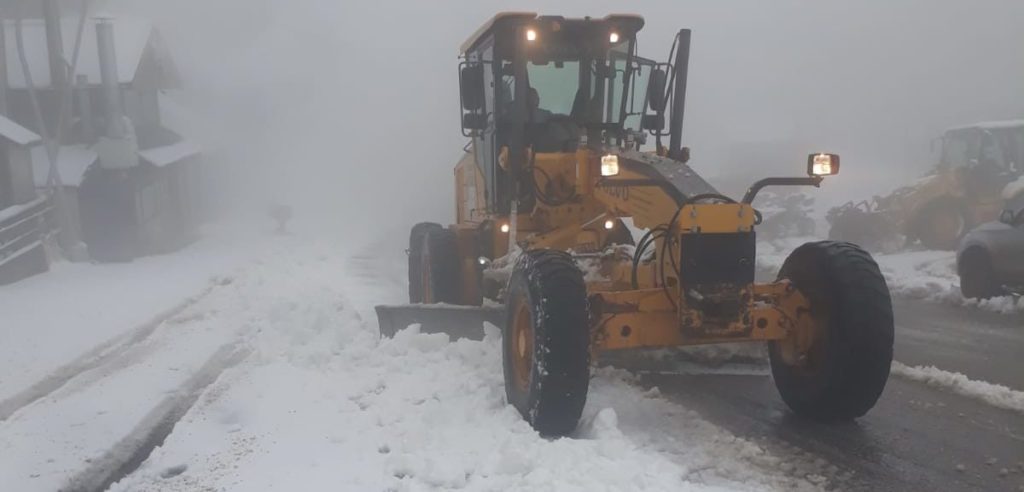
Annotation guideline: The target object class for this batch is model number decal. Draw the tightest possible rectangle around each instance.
[600,184,630,201]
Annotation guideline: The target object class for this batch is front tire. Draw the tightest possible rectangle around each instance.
[503,250,590,436]
[769,241,894,421]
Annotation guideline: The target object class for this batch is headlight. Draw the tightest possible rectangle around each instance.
[500,223,510,233]
[609,32,620,43]
[601,154,620,177]
[526,29,537,41]
[604,219,615,230]
[807,153,840,176]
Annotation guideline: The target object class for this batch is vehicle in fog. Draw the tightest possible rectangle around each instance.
[828,120,1024,251]
[377,12,895,437]
[957,181,1024,298]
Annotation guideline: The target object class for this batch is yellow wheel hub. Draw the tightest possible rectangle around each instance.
[511,300,534,392]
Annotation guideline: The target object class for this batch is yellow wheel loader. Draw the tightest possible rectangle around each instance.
[376,13,894,436]
[828,121,1024,251]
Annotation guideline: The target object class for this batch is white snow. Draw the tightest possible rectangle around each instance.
[0,227,263,405]
[30,144,99,188]
[0,114,41,146]
[139,139,202,167]
[890,362,1024,414]
[1004,176,1024,200]
[102,241,816,491]
[757,236,1024,315]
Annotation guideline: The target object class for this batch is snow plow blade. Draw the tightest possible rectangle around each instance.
[375,304,505,340]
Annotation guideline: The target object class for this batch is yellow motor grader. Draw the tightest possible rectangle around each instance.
[376,13,894,436]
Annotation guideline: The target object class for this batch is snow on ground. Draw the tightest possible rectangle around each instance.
[0,226,266,405]
[758,236,1023,315]
[890,362,1024,414]
[111,241,818,492]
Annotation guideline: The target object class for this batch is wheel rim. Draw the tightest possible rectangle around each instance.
[777,312,827,372]
[510,299,534,393]
[776,275,829,373]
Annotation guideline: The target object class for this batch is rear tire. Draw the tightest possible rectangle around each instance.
[959,248,1002,299]
[503,250,590,436]
[408,223,459,304]
[769,241,894,421]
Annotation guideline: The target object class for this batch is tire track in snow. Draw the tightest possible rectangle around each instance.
[0,284,220,422]
[61,342,252,492]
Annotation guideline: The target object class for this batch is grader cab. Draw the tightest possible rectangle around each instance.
[376,13,894,436]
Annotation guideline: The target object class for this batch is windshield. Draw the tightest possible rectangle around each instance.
[991,127,1024,173]
[523,37,634,126]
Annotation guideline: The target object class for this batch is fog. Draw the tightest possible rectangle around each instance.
[96,0,1024,237]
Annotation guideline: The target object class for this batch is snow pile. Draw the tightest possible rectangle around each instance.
[875,250,1023,315]
[757,238,1023,315]
[891,362,1024,414]
[112,245,816,491]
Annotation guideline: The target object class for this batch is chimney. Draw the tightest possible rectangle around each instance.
[93,16,137,170]
[96,17,125,138]
[76,74,96,143]
[42,0,68,90]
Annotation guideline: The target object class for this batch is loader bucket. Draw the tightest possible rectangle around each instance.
[826,202,902,253]
[375,304,505,340]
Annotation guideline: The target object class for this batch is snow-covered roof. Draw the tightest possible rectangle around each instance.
[30,144,98,188]
[945,119,1024,133]
[3,17,154,89]
[138,138,201,167]
[0,114,41,146]
[1004,176,1024,200]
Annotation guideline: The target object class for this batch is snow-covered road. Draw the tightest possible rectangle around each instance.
[3,232,1022,491]
[1,237,819,491]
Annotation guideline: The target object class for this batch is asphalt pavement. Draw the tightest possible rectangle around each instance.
[622,299,1024,491]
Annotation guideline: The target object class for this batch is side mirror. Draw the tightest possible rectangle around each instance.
[462,113,487,131]
[807,153,840,176]
[460,64,485,112]
[647,68,667,113]
[999,209,1016,225]
[640,114,664,131]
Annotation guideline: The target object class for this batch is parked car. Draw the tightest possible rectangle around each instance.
[957,185,1024,298]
